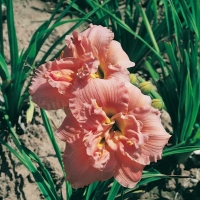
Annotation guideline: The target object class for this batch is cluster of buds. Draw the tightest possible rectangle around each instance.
[130,73,164,110]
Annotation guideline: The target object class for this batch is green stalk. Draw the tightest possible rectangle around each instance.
[138,3,160,54]
[5,0,18,72]
[0,0,4,56]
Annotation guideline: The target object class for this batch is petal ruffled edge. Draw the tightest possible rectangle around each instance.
[106,40,135,68]
[81,24,114,63]
[125,82,152,111]
[104,64,130,82]
[78,99,110,132]
[29,58,83,110]
[84,131,117,171]
[130,106,171,165]
[114,152,144,188]
[29,62,70,110]
[63,134,114,188]
[56,112,82,142]
[69,78,129,120]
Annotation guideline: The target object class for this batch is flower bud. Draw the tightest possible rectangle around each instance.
[151,99,164,110]
[194,123,199,129]
[138,81,152,95]
[130,74,137,85]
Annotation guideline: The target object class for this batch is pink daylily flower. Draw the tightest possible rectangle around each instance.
[65,24,134,81]
[57,78,171,188]
[29,58,82,110]
[29,24,134,110]
[29,24,170,189]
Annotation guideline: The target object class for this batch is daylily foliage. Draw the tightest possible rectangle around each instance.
[29,24,170,188]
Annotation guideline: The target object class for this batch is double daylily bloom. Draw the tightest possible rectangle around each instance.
[29,24,170,188]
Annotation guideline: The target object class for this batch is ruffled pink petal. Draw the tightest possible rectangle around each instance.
[77,58,99,80]
[125,82,151,111]
[115,113,148,158]
[29,58,82,110]
[29,65,68,110]
[62,46,73,58]
[56,112,82,142]
[104,64,130,82]
[114,152,144,188]
[65,31,98,61]
[78,99,111,132]
[106,40,135,68]
[84,131,117,171]
[81,24,114,63]
[69,78,129,120]
[63,134,114,188]
[130,106,171,164]
[105,112,148,164]
[50,57,82,71]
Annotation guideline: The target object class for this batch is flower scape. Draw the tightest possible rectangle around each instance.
[29,24,171,189]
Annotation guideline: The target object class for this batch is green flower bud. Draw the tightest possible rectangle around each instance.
[130,74,137,85]
[151,99,164,110]
[194,123,199,129]
[138,81,152,95]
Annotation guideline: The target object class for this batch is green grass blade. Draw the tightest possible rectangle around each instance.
[107,180,121,200]
[152,0,158,26]
[5,0,18,73]
[162,0,171,36]
[86,0,109,27]
[85,182,99,200]
[23,0,75,66]
[0,53,10,80]
[144,59,159,82]
[93,179,113,200]
[194,0,200,36]
[40,109,74,199]
[170,0,184,47]
[46,0,65,27]
[66,0,87,16]
[163,145,200,157]
[26,98,35,124]
[135,169,168,188]
[40,109,64,171]
[138,3,160,54]
[23,21,49,63]
[179,0,199,37]
[164,41,180,86]
[0,0,4,56]
[0,139,28,168]
[22,146,61,200]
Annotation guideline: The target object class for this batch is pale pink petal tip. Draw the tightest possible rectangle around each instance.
[56,112,82,142]
[114,153,145,188]
[106,41,135,68]
[131,106,171,165]
[29,58,83,110]
[29,62,70,110]
[81,24,114,62]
